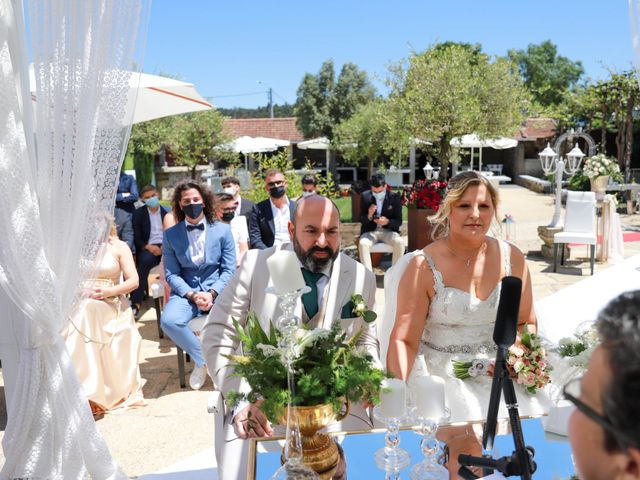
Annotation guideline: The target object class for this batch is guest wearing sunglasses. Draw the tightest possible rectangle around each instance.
[248,169,296,249]
[565,290,640,480]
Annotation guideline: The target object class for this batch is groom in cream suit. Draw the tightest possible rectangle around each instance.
[201,194,379,480]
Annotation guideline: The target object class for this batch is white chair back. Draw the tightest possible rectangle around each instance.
[564,191,596,234]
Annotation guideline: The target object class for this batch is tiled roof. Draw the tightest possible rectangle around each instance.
[223,117,305,142]
[515,118,557,140]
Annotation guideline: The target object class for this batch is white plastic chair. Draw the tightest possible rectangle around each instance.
[553,191,597,275]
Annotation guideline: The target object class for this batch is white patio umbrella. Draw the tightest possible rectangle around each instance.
[450,134,517,171]
[297,136,331,172]
[30,67,213,124]
[218,136,290,168]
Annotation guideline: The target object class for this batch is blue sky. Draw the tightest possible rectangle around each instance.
[144,1,636,109]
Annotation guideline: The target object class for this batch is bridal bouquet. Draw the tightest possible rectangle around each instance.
[224,312,385,422]
[452,328,552,394]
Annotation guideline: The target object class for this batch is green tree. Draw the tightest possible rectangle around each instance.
[126,116,174,186]
[508,40,584,107]
[393,43,530,179]
[333,98,398,177]
[295,59,376,139]
[168,109,232,179]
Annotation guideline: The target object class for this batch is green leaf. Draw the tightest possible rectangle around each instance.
[362,310,377,323]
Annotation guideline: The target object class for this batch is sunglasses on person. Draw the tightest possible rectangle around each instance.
[563,376,636,449]
[266,180,285,188]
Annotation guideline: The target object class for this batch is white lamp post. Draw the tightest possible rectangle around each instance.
[539,142,585,227]
[423,162,434,180]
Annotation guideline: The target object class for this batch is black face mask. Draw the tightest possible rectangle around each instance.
[269,185,286,199]
[221,212,235,223]
[182,203,204,220]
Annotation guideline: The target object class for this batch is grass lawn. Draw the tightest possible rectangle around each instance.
[334,195,408,223]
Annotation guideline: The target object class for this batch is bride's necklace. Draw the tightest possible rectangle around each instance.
[445,237,487,268]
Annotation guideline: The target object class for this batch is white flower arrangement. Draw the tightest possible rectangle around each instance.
[582,154,621,180]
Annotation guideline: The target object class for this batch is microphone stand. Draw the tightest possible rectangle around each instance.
[457,346,536,479]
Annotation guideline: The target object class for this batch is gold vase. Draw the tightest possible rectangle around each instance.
[590,175,610,193]
[279,401,350,479]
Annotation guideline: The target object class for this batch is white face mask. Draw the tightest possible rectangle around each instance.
[302,191,315,197]
[372,191,386,201]
[222,187,236,196]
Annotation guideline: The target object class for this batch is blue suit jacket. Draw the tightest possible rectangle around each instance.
[163,220,236,298]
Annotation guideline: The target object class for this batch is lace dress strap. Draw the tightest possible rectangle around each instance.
[420,251,444,293]
[501,240,512,276]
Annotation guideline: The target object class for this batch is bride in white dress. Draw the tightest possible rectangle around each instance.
[384,171,551,476]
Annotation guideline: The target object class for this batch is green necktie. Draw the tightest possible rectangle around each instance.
[301,268,324,319]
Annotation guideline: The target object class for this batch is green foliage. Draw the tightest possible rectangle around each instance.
[334,98,401,177]
[315,170,339,199]
[295,59,376,140]
[391,42,530,179]
[508,40,584,107]
[567,172,590,192]
[224,313,386,423]
[218,103,295,118]
[243,151,303,203]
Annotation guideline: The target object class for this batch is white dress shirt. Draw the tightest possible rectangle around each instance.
[270,197,290,246]
[233,196,242,217]
[147,208,164,245]
[229,215,248,259]
[185,218,206,265]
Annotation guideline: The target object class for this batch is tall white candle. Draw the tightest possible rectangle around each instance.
[266,250,305,294]
[411,375,445,419]
[380,378,406,419]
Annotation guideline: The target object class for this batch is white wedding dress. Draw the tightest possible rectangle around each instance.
[381,241,552,424]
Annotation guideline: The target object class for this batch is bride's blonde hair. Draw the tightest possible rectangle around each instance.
[429,171,500,240]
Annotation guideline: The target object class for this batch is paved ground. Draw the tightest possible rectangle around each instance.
[1,184,640,477]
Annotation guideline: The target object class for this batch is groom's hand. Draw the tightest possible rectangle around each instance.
[233,403,273,439]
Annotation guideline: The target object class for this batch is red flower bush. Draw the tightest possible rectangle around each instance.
[401,179,447,210]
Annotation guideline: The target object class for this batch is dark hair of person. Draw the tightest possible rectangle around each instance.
[171,180,217,224]
[216,193,234,203]
[301,174,317,186]
[370,173,386,188]
[596,290,640,451]
[221,176,240,186]
[140,184,157,196]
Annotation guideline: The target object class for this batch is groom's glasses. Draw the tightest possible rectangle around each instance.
[563,377,634,449]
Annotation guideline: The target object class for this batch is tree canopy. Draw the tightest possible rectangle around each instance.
[393,43,530,179]
[294,59,376,140]
[508,40,584,107]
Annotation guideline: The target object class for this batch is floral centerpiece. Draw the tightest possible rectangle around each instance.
[452,328,552,394]
[224,312,385,423]
[582,154,622,180]
[401,179,448,210]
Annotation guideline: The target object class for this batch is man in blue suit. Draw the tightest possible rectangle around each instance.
[162,181,236,390]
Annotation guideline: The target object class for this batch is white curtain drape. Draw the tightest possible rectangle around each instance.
[0,0,148,478]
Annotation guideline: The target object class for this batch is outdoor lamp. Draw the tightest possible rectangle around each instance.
[566,143,585,173]
[538,143,557,176]
[423,162,434,180]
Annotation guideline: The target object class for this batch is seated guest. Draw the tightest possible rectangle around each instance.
[221,175,254,218]
[131,184,169,316]
[249,169,296,249]
[567,290,640,480]
[114,206,135,255]
[216,193,249,267]
[161,181,236,390]
[115,170,139,216]
[358,173,404,270]
[62,221,144,415]
[301,173,317,197]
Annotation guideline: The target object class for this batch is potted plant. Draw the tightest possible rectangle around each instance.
[582,154,622,193]
[225,312,385,477]
[401,179,447,251]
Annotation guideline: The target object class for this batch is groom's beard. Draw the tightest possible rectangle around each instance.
[293,235,338,273]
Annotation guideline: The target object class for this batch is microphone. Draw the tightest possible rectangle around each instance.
[483,275,522,451]
[492,276,522,349]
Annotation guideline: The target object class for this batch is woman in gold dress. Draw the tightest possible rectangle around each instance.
[62,223,145,415]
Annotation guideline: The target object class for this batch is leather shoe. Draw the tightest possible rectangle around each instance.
[189,364,208,390]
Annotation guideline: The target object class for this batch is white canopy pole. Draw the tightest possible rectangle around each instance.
[479,147,483,172]
[326,148,330,173]
[470,147,474,171]
[409,142,416,183]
